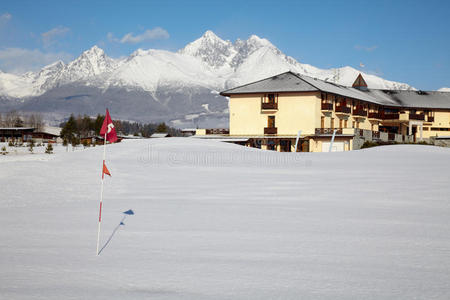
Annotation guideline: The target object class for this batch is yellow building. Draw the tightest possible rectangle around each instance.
[220,72,450,152]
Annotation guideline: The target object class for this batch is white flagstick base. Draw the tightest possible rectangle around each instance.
[96,132,107,255]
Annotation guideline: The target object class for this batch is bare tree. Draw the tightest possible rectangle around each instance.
[34,113,43,131]
[5,111,21,127]
[25,113,44,130]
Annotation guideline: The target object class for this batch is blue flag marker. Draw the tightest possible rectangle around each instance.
[123,209,134,215]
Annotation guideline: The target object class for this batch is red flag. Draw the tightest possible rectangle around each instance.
[100,109,118,143]
[102,161,111,178]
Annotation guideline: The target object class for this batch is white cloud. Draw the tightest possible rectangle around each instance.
[354,45,378,52]
[0,12,11,27]
[0,13,11,22]
[107,32,119,43]
[108,27,169,44]
[0,47,73,74]
[41,26,70,48]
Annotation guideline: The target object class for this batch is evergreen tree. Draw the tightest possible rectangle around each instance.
[156,122,168,133]
[60,114,77,144]
[94,114,104,135]
[71,136,80,149]
[28,139,35,153]
[45,143,53,154]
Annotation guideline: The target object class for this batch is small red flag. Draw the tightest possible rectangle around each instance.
[100,109,118,143]
[102,161,111,178]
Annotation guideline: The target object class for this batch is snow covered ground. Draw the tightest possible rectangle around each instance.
[1,138,450,299]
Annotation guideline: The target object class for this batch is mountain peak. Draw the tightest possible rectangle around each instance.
[202,30,220,40]
[179,31,235,68]
[82,45,105,57]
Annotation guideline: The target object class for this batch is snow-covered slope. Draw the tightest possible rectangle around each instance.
[438,87,450,92]
[1,139,450,299]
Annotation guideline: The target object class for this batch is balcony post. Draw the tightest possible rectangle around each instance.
[420,124,423,141]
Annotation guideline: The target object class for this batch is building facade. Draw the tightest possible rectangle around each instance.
[220,72,450,152]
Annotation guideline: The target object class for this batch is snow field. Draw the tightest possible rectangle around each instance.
[1,138,450,299]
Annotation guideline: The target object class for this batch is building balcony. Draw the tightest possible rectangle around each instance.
[409,113,425,120]
[335,106,351,114]
[427,116,434,122]
[321,103,333,111]
[353,108,368,117]
[388,133,396,141]
[261,102,278,110]
[368,112,381,119]
[381,113,399,120]
[315,128,343,135]
[264,127,277,135]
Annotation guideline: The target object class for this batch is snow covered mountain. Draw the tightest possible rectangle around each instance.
[438,87,450,92]
[0,30,414,127]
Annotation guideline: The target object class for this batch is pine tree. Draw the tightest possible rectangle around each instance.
[28,139,35,153]
[45,143,53,154]
[94,114,104,135]
[156,122,168,133]
[60,114,77,145]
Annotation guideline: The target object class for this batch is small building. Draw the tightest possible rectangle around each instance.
[181,128,197,136]
[195,128,229,136]
[150,132,171,138]
[31,126,62,144]
[0,127,35,143]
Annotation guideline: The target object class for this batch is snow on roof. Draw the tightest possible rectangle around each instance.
[151,132,170,138]
[0,127,35,131]
[221,71,450,109]
[37,126,61,136]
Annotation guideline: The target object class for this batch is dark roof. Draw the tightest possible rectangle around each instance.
[220,71,450,109]
[220,72,317,95]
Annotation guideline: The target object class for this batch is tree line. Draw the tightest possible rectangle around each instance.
[59,114,181,145]
[0,111,44,130]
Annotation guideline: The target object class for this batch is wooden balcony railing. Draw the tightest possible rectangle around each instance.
[264,127,277,135]
[381,113,399,120]
[335,106,351,114]
[315,128,343,135]
[261,102,278,110]
[321,103,333,110]
[353,108,368,116]
[388,133,395,141]
[368,112,381,119]
[409,113,425,120]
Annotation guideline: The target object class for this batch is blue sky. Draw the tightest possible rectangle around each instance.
[0,0,449,89]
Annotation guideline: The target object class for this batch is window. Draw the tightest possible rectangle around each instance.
[268,94,275,103]
[321,116,325,129]
[431,127,450,131]
[331,118,334,129]
[268,116,275,128]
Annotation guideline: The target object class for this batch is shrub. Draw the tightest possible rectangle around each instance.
[361,141,379,149]
[28,139,35,153]
[45,143,53,154]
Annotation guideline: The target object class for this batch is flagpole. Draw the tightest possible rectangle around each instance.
[96,131,107,255]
